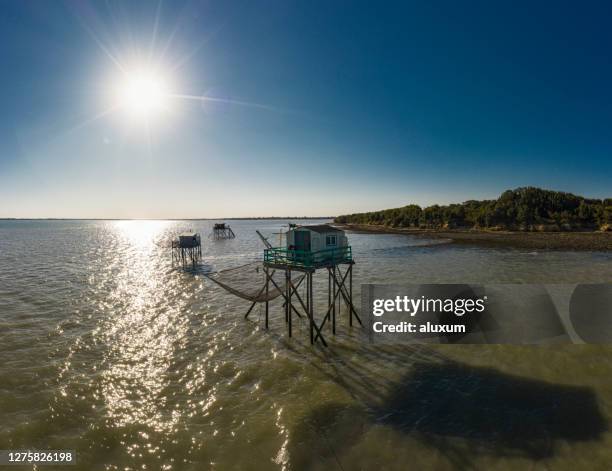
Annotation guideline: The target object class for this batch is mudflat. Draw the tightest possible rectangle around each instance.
[338,224,612,251]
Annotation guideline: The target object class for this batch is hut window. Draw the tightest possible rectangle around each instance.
[325,235,337,246]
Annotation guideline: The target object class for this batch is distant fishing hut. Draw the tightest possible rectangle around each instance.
[172,232,202,267]
[259,224,361,345]
[211,223,235,240]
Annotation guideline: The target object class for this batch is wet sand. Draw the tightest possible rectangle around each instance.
[338,224,612,251]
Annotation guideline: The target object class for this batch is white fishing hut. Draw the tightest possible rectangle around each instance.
[285,224,348,252]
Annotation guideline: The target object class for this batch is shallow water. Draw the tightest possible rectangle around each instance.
[0,219,611,470]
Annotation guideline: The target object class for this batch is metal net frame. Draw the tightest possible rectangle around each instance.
[205,262,304,303]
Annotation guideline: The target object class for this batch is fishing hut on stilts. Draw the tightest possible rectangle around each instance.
[172,232,202,267]
[207,225,361,346]
[210,223,235,240]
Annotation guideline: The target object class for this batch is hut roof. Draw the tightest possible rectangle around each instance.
[297,224,343,234]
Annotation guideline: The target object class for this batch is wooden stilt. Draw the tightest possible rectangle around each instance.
[287,270,292,337]
[267,272,303,319]
[332,265,336,335]
[311,272,317,345]
[284,273,327,346]
[308,273,313,344]
[349,263,353,327]
[244,300,257,319]
[306,273,310,317]
[314,266,351,342]
[284,270,288,323]
[245,278,269,319]
[265,267,269,329]
[331,264,362,326]
[328,268,331,320]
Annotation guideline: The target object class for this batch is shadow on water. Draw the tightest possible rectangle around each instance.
[380,359,606,465]
[289,345,607,469]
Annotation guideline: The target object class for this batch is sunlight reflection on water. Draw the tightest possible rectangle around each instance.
[98,221,189,434]
[113,220,170,249]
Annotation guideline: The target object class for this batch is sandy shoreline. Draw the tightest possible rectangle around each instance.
[337,224,612,251]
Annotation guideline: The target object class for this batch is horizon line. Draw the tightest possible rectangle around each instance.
[0,216,336,221]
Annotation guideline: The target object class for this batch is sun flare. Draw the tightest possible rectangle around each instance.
[113,68,171,120]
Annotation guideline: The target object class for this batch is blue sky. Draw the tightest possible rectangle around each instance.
[0,0,610,218]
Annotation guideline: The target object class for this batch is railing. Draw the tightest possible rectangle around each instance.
[264,246,352,268]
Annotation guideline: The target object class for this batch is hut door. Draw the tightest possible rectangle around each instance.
[294,231,311,251]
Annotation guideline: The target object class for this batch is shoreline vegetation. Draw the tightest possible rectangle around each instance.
[335,187,612,251]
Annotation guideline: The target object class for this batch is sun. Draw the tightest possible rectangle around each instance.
[113,68,171,121]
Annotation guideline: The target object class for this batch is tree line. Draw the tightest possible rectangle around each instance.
[335,187,612,231]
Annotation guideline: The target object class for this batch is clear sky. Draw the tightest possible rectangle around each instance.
[0,0,610,218]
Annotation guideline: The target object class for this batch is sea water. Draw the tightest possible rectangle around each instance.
[1,219,611,470]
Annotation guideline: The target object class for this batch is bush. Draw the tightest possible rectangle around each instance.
[334,187,610,231]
